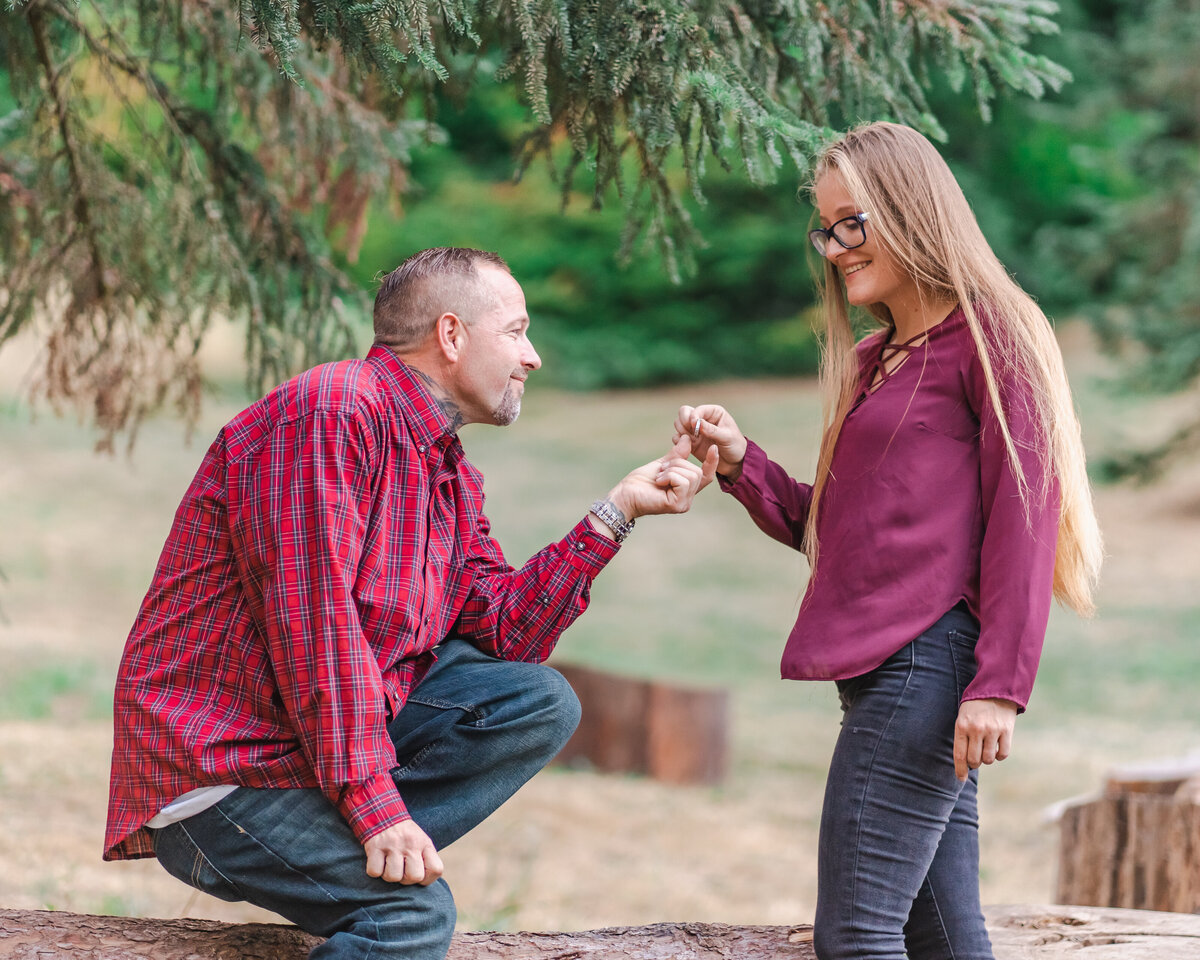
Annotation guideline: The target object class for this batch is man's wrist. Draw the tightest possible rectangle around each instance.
[606,484,636,521]
[588,497,635,543]
[338,770,411,845]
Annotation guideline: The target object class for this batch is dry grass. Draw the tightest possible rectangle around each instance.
[0,321,1196,930]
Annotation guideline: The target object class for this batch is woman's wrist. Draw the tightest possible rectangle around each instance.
[717,459,744,483]
[716,438,748,482]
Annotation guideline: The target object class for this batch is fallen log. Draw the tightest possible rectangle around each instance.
[987,904,1200,959]
[1,904,1199,958]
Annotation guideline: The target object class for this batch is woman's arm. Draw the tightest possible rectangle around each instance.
[952,348,1060,779]
[674,404,814,550]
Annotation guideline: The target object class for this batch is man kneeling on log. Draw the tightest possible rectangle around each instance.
[104,247,717,960]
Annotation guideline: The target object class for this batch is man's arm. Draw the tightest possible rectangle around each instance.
[455,438,716,661]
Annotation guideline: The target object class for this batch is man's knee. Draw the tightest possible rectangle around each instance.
[313,880,457,960]
[526,664,581,749]
[394,878,457,954]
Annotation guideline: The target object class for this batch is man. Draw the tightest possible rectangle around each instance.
[104,248,716,959]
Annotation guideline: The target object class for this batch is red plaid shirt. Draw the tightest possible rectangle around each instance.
[105,345,619,860]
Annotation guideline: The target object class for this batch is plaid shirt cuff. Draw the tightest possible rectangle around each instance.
[337,770,411,843]
[564,517,621,576]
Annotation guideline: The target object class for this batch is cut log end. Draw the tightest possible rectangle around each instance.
[1057,757,1200,913]
[552,662,729,786]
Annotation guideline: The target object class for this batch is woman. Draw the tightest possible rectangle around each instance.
[676,122,1102,960]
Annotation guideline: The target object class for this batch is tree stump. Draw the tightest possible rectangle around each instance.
[1056,757,1200,912]
[3,905,1200,958]
[552,663,729,785]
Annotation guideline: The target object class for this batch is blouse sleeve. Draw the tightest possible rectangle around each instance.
[961,353,1060,710]
[718,439,813,551]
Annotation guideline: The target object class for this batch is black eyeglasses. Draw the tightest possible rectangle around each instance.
[808,212,870,257]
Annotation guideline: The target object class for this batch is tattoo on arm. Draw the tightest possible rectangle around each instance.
[409,368,465,432]
[601,498,628,524]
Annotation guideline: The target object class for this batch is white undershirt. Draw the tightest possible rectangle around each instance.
[146,785,239,828]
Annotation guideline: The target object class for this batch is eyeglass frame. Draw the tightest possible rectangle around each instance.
[808,212,870,257]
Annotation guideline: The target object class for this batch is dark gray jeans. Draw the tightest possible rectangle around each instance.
[814,604,995,960]
[151,637,581,960]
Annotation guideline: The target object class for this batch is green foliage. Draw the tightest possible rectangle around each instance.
[909,0,1200,477]
[0,0,402,448]
[0,0,1069,445]
[354,95,824,387]
[1047,0,1200,393]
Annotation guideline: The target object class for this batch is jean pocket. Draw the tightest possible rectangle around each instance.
[947,628,979,647]
[946,630,979,697]
[152,822,244,903]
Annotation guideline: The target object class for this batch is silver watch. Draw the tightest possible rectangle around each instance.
[589,498,635,543]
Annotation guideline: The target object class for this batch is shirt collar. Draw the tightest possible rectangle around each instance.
[366,343,458,450]
[929,303,966,338]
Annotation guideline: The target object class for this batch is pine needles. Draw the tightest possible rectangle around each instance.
[0,0,1068,446]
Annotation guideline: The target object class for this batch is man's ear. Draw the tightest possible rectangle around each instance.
[435,311,467,363]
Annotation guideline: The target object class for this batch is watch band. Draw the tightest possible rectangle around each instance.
[589,498,635,543]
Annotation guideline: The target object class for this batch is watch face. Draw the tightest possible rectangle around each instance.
[590,500,628,540]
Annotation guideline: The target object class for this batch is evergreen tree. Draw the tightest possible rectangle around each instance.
[0,1,1068,446]
[1037,0,1200,477]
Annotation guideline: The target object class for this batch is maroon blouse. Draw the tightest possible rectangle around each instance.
[720,307,1059,709]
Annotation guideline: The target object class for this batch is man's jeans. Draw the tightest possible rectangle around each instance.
[151,637,581,960]
[813,604,995,960]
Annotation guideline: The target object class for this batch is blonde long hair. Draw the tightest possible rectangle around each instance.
[805,122,1102,616]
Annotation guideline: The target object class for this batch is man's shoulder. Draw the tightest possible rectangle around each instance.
[223,358,394,459]
[284,357,385,414]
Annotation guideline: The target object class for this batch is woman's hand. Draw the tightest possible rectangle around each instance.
[953,698,1018,781]
[672,404,748,484]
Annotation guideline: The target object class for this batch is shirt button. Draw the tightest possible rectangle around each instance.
[418,444,427,453]
[538,592,550,605]
[573,541,585,552]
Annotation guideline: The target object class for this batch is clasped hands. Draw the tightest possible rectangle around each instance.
[595,425,721,527]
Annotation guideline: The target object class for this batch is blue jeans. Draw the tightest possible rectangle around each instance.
[813,605,994,960]
[151,637,581,960]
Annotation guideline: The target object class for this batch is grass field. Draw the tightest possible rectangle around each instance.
[0,321,1197,930]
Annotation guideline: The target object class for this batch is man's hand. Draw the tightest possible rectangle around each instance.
[599,435,719,527]
[672,404,748,485]
[953,698,1018,781]
[363,820,444,885]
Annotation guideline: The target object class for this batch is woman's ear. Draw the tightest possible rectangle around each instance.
[435,311,467,363]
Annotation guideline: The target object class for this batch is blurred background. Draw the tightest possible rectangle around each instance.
[1,0,1197,932]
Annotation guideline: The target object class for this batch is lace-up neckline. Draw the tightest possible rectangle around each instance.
[860,327,929,399]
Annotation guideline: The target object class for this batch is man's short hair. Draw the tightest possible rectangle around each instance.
[373,247,511,351]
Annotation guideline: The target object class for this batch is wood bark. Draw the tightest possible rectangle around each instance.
[1057,758,1200,912]
[3,905,1200,959]
[552,663,728,785]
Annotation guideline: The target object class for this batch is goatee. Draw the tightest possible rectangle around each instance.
[492,388,522,426]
